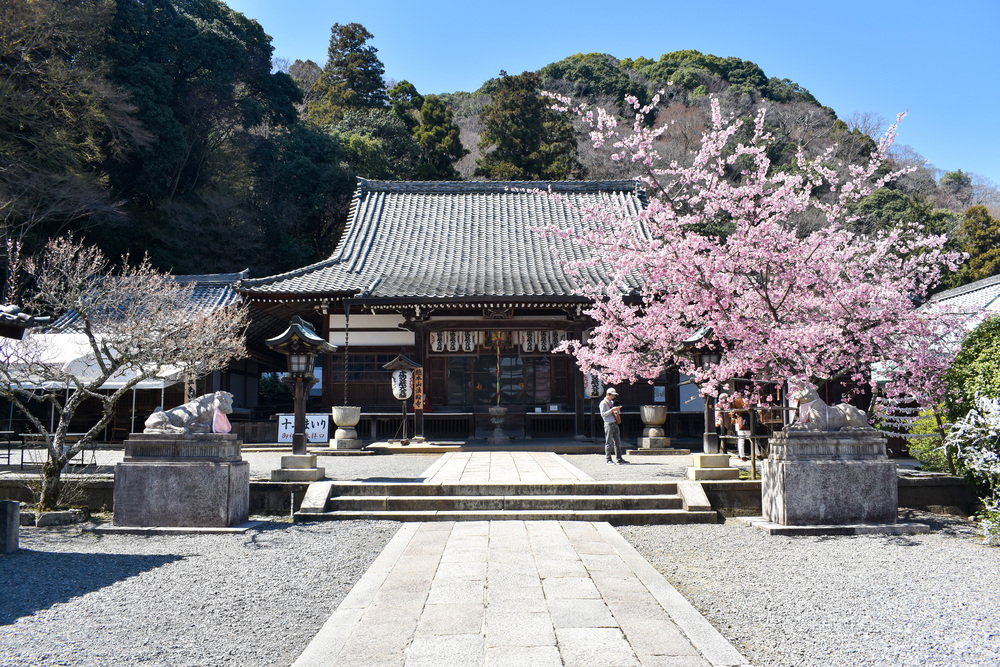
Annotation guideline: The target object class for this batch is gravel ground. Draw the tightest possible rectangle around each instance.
[5,452,997,666]
[568,453,1000,666]
[0,520,401,667]
[619,512,1000,667]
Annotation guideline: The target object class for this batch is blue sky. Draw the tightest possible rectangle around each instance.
[224,0,1000,185]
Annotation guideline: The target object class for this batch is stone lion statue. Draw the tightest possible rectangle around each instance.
[144,391,234,434]
[787,383,872,432]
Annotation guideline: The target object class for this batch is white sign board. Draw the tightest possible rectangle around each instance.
[277,413,330,443]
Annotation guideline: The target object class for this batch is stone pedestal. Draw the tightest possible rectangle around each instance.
[762,430,897,525]
[330,406,364,450]
[687,453,739,480]
[1,500,19,553]
[114,433,249,528]
[638,405,671,448]
[487,406,510,445]
[271,454,326,482]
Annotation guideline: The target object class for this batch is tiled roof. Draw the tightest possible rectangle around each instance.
[927,274,1000,312]
[923,274,1000,332]
[49,272,248,330]
[237,179,646,303]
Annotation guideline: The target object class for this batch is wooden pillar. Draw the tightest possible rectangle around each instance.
[321,305,333,409]
[572,321,586,439]
[413,322,425,438]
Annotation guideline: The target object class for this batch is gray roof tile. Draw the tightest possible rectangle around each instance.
[238,179,646,302]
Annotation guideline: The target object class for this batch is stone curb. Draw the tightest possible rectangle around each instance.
[594,521,750,667]
[293,523,417,667]
[88,521,262,536]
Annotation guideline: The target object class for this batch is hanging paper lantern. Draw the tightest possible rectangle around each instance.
[521,331,536,353]
[462,331,478,352]
[391,369,414,400]
[429,332,445,353]
[447,331,461,352]
[538,331,551,352]
[584,373,604,399]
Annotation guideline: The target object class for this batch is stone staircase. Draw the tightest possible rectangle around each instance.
[294,480,720,525]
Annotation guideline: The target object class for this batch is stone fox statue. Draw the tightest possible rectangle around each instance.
[788,383,871,432]
[144,391,234,434]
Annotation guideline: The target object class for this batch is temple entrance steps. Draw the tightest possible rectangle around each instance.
[294,480,721,525]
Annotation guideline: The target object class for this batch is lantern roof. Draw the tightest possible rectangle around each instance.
[265,316,336,355]
[382,354,421,371]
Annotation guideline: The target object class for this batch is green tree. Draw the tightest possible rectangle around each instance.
[945,316,1000,422]
[540,53,646,106]
[388,80,423,131]
[475,71,582,180]
[334,108,421,180]
[941,169,973,201]
[414,96,467,180]
[851,188,958,239]
[0,0,144,280]
[100,0,299,205]
[953,206,1000,285]
[307,23,387,126]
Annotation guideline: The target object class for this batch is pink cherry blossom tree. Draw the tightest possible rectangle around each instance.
[544,92,965,408]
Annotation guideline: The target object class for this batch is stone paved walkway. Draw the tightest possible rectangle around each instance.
[293,452,748,666]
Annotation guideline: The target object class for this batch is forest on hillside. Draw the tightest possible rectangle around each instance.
[3,0,999,294]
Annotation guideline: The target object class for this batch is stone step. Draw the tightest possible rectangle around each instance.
[325,494,686,512]
[321,481,681,496]
[294,508,721,525]
[295,479,717,524]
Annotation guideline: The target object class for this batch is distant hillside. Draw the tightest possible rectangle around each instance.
[445,51,847,181]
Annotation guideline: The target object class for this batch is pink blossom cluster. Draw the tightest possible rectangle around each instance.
[542,93,965,403]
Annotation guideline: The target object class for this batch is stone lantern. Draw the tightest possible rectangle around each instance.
[692,349,721,454]
[266,316,336,481]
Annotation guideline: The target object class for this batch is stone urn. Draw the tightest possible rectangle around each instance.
[331,406,363,449]
[488,406,509,444]
[640,405,668,437]
[638,405,671,449]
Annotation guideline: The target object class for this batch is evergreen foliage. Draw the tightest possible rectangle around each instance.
[414,96,467,180]
[945,316,1000,422]
[0,0,135,266]
[475,71,582,180]
[307,23,388,126]
[2,6,993,284]
[952,206,1000,286]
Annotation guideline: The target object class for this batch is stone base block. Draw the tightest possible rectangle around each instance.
[35,509,88,527]
[738,516,930,536]
[1,500,19,554]
[124,433,242,461]
[329,438,364,450]
[281,454,317,469]
[763,459,898,525]
[638,436,672,449]
[113,460,249,528]
[692,453,731,468]
[271,467,326,482]
[687,467,740,480]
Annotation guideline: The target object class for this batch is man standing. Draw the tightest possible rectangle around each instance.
[600,387,626,465]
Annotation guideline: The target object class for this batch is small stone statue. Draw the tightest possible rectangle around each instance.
[144,391,234,434]
[787,383,872,431]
